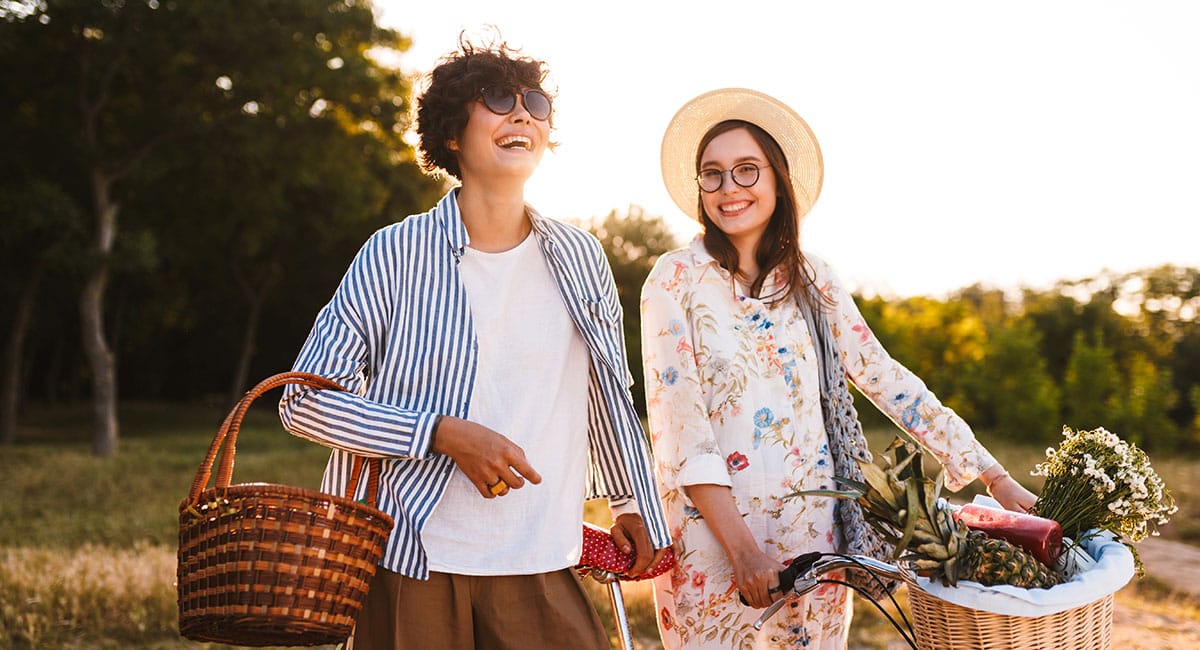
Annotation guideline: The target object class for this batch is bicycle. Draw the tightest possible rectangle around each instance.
[576,522,676,650]
[749,552,920,649]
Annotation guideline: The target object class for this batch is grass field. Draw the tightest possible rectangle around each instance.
[1,401,1195,648]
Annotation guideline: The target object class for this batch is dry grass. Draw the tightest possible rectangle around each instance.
[1,543,180,649]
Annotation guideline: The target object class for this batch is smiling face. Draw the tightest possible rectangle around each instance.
[698,127,779,253]
[452,92,549,187]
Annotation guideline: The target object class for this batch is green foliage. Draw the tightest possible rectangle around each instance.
[863,295,988,418]
[1192,386,1200,443]
[1112,353,1180,451]
[1,4,1196,461]
[1063,330,1122,430]
[968,318,1061,440]
[855,267,1199,452]
[1,0,440,408]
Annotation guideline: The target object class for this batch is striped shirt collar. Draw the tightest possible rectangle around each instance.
[433,188,554,260]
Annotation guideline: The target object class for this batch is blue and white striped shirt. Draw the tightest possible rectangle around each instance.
[279,189,671,578]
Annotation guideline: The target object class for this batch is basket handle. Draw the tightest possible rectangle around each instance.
[345,454,383,506]
[185,371,380,506]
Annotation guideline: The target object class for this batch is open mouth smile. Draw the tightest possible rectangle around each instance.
[719,200,752,216]
[496,134,532,150]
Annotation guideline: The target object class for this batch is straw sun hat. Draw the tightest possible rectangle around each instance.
[660,88,824,222]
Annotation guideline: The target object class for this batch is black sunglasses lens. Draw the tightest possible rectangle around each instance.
[523,90,551,120]
[482,88,516,115]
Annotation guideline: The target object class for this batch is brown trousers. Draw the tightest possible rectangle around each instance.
[347,566,610,650]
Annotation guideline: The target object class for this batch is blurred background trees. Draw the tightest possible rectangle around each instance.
[1,0,443,454]
[1,1,1197,456]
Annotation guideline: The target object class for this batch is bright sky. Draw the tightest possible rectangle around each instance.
[374,0,1200,298]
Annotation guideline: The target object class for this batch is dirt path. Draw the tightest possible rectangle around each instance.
[1107,537,1200,649]
[1133,537,1200,597]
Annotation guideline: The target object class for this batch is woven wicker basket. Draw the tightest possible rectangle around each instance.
[177,372,394,647]
[908,583,1114,650]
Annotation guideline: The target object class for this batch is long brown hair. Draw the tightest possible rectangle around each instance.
[697,120,824,308]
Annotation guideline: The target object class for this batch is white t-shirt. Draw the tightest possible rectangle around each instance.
[422,233,592,575]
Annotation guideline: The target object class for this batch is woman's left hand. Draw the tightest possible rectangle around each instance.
[988,475,1037,512]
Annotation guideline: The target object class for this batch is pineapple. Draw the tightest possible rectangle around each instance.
[844,437,1061,589]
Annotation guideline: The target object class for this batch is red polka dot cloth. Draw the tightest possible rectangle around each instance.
[578,522,675,580]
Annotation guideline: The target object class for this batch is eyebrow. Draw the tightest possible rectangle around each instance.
[699,155,767,168]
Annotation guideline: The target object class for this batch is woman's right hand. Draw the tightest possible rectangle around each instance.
[730,546,787,609]
[682,483,787,608]
[431,416,541,498]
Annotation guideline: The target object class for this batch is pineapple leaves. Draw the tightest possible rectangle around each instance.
[897,473,922,557]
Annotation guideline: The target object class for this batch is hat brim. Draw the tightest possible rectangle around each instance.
[660,88,823,221]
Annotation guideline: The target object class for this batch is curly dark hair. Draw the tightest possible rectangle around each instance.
[416,32,554,180]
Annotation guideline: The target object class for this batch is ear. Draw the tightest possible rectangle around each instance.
[447,139,459,151]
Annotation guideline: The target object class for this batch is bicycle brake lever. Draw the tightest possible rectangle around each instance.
[752,595,791,629]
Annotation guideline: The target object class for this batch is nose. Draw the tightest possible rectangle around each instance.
[509,96,532,123]
[717,170,739,192]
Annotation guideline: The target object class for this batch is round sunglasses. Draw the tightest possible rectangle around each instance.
[479,86,553,121]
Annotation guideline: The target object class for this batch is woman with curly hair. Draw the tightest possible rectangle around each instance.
[280,34,671,649]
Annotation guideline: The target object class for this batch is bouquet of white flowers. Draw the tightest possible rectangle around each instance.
[1030,425,1177,573]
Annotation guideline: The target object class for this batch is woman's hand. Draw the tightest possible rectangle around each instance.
[611,513,670,576]
[729,546,787,609]
[430,416,541,498]
[987,474,1037,512]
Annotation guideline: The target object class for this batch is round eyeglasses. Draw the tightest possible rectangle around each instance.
[696,163,770,193]
[479,86,553,121]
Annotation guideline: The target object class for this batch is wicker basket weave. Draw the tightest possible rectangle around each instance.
[177,372,394,647]
[907,583,1114,650]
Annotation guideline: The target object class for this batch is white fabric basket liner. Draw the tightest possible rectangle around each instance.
[913,496,1135,617]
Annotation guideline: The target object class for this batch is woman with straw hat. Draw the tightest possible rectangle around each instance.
[641,88,1036,648]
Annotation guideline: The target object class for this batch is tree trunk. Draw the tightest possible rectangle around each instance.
[228,269,276,406]
[82,169,119,457]
[228,290,265,406]
[1,261,45,445]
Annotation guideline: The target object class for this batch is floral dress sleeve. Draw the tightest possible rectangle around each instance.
[812,255,998,490]
[640,253,732,494]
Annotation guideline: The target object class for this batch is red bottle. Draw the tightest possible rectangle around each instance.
[955,503,1063,566]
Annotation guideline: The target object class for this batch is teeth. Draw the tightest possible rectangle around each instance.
[497,135,531,149]
[720,201,751,214]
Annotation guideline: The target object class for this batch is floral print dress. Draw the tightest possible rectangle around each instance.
[641,238,998,649]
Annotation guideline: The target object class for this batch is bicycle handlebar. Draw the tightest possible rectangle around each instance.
[749,554,911,630]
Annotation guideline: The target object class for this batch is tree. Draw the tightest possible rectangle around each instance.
[1062,330,1121,431]
[1117,265,1200,429]
[1,0,437,453]
[0,181,84,444]
[965,317,1061,440]
[1191,386,1200,445]
[870,295,989,417]
[1113,353,1179,451]
[121,5,441,404]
